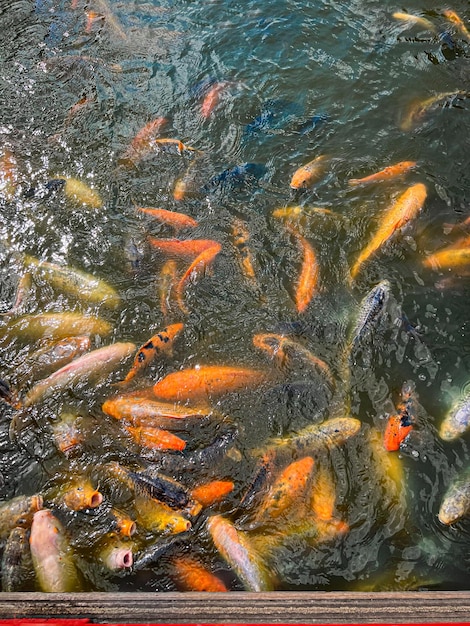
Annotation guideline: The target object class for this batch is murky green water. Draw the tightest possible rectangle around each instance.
[0,0,469,593]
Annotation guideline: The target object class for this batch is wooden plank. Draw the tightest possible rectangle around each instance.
[0,591,470,623]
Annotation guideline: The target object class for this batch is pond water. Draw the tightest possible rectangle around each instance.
[0,0,469,592]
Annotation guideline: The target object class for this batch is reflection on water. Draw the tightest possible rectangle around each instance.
[0,0,469,592]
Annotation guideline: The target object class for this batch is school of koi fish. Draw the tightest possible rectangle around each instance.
[0,0,470,593]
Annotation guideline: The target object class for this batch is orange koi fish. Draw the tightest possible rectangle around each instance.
[310,464,337,521]
[252,333,334,388]
[1,272,32,318]
[423,235,470,270]
[159,259,178,318]
[443,10,470,41]
[102,394,210,428]
[231,218,258,285]
[124,424,186,452]
[201,82,227,118]
[119,117,168,165]
[392,12,435,31]
[172,555,228,592]
[383,383,415,451]
[85,10,104,33]
[350,182,427,280]
[119,323,184,385]
[290,154,328,189]
[254,456,315,523]
[384,414,413,451]
[153,364,268,403]
[286,225,319,313]
[348,160,417,186]
[0,147,18,201]
[110,509,136,538]
[176,243,222,314]
[191,480,235,507]
[65,95,94,125]
[148,237,217,260]
[400,91,463,132]
[137,206,198,230]
[152,138,198,154]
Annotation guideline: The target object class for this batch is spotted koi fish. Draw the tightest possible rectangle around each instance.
[118,323,184,385]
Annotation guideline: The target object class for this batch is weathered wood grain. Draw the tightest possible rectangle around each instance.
[0,591,470,623]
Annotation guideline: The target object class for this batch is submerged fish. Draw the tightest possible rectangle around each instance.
[286,224,319,313]
[171,555,228,591]
[29,509,80,592]
[231,218,258,287]
[350,183,427,280]
[253,333,334,388]
[14,336,91,388]
[119,117,168,166]
[348,279,392,353]
[207,514,273,591]
[125,424,187,452]
[260,416,361,461]
[148,237,218,260]
[383,383,415,451]
[348,160,417,186]
[0,147,19,201]
[23,342,136,406]
[201,81,228,118]
[294,113,329,135]
[244,99,303,136]
[50,411,85,455]
[423,236,470,270]
[290,155,328,190]
[439,389,470,441]
[23,255,120,308]
[175,243,222,314]
[438,466,470,525]
[2,312,112,343]
[159,259,178,318]
[253,456,315,525]
[153,365,268,403]
[442,10,470,42]
[0,495,43,541]
[102,393,210,428]
[52,177,103,209]
[204,163,267,193]
[0,272,33,318]
[400,91,466,132]
[392,12,435,32]
[137,206,198,230]
[1,527,33,592]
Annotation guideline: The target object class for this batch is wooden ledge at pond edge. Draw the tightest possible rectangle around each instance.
[0,591,469,623]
